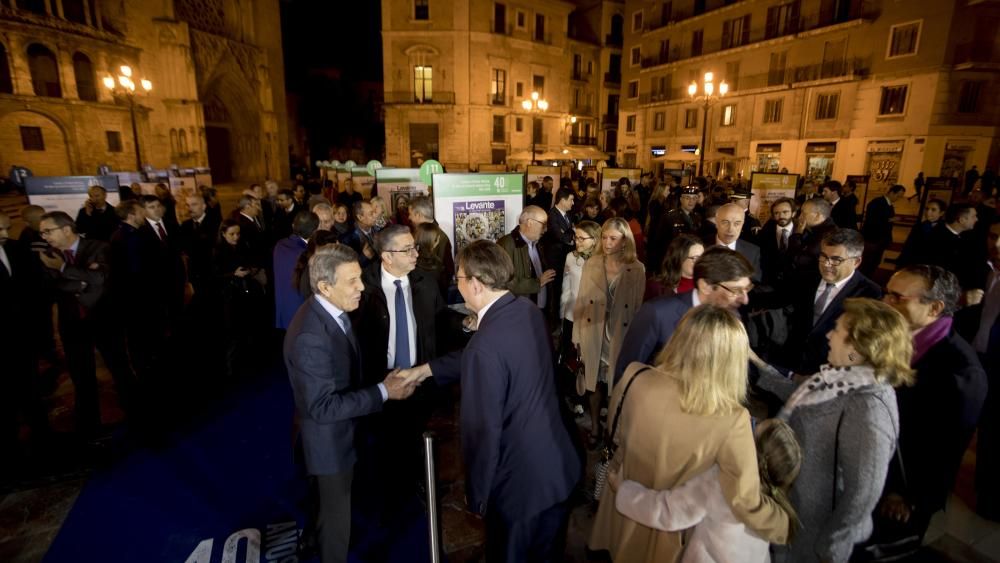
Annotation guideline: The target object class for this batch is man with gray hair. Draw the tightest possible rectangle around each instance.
[284,243,416,563]
[311,202,336,231]
[497,205,556,310]
[408,195,453,295]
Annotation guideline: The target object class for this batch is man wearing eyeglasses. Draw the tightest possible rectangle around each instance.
[498,206,557,314]
[784,228,881,375]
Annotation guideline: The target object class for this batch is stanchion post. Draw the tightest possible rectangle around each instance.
[424,432,441,563]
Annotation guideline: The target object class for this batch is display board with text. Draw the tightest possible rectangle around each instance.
[432,173,525,257]
[526,165,557,190]
[749,172,799,224]
[26,176,121,217]
[374,168,429,216]
[600,168,642,196]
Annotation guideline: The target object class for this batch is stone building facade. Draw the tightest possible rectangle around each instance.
[380,0,624,170]
[619,0,999,194]
[0,0,288,183]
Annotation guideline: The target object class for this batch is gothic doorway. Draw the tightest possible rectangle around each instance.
[206,126,232,183]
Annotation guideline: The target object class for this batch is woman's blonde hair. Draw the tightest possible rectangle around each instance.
[597,217,638,264]
[655,305,749,415]
[756,418,803,541]
[840,298,915,387]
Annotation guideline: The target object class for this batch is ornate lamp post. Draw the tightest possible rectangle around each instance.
[103,65,152,171]
[687,72,728,177]
[521,91,548,165]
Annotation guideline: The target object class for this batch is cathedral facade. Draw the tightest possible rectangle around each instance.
[0,0,288,183]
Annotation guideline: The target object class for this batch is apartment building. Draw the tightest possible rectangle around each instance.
[619,0,999,197]
[381,0,625,170]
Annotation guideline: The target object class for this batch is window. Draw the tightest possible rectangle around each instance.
[626,114,636,133]
[106,131,123,152]
[515,117,523,132]
[887,21,921,58]
[630,46,641,67]
[516,10,526,29]
[491,69,506,104]
[0,42,13,94]
[763,99,783,123]
[516,82,523,97]
[722,15,751,49]
[627,80,638,98]
[658,39,670,64]
[691,29,703,57]
[573,54,582,78]
[632,10,643,32]
[958,80,985,113]
[768,51,786,86]
[766,1,800,39]
[492,116,505,142]
[661,2,673,25]
[532,75,545,96]
[879,85,907,115]
[494,3,506,34]
[653,112,665,131]
[721,104,736,126]
[535,13,546,42]
[726,61,740,91]
[815,92,839,120]
[20,126,44,151]
[414,0,429,20]
[63,0,88,24]
[413,65,433,102]
[684,109,698,128]
[492,148,506,165]
[28,43,62,98]
[72,52,97,101]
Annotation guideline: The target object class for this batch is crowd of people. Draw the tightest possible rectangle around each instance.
[1,168,998,563]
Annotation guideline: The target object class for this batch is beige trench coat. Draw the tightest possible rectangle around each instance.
[572,255,645,394]
[589,364,790,562]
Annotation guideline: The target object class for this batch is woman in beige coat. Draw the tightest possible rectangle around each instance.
[589,305,790,561]
[573,217,646,447]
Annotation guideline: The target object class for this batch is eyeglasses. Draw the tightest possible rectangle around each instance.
[386,246,419,255]
[716,282,754,296]
[884,290,924,303]
[527,218,548,228]
[574,235,593,242]
[455,274,476,283]
[40,227,64,236]
[818,252,860,267]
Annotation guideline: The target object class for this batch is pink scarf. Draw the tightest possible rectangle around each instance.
[912,316,952,365]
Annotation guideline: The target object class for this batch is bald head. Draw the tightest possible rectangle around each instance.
[716,203,745,245]
[21,205,45,230]
[518,205,548,242]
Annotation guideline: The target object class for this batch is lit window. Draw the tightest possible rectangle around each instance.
[414,65,433,103]
[720,104,736,126]
[879,85,907,115]
[684,108,698,128]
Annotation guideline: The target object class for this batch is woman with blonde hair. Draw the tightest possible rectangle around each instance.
[573,217,646,448]
[589,305,791,560]
[369,195,392,232]
[752,297,914,562]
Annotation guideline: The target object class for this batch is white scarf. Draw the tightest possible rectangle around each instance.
[779,364,879,419]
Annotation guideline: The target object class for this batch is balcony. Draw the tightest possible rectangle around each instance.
[571,70,589,82]
[569,135,598,146]
[384,91,456,105]
[490,21,514,36]
[533,32,553,45]
[737,57,871,91]
[638,89,679,104]
[487,94,511,106]
[604,72,621,85]
[953,41,1000,67]
[601,114,619,128]
[570,105,594,116]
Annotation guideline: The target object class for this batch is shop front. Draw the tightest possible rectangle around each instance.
[864,140,904,201]
[755,143,782,172]
[805,142,837,184]
[940,140,976,189]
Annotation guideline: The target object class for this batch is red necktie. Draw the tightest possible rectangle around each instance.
[63,248,77,265]
[156,222,167,240]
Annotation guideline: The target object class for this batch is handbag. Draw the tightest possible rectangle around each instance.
[592,364,649,501]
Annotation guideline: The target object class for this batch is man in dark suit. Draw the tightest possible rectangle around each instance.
[274,211,318,330]
[338,200,377,268]
[272,188,298,241]
[709,203,762,283]
[284,243,415,563]
[178,194,220,306]
[497,206,557,313]
[878,266,986,542]
[75,185,119,241]
[922,203,980,291]
[615,247,754,382]
[543,187,576,314]
[861,184,905,277]
[896,198,946,269]
[757,197,796,289]
[823,180,857,229]
[234,194,267,265]
[139,195,187,340]
[783,228,881,374]
[400,241,580,562]
[38,212,135,436]
[787,197,837,290]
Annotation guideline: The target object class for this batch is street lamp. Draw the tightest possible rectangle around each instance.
[688,71,728,177]
[103,65,152,171]
[521,91,548,165]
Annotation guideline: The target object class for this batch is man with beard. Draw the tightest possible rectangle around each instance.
[758,197,796,288]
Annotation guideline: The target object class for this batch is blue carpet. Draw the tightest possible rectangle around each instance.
[43,371,433,563]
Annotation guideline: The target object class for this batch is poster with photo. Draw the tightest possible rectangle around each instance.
[25,175,121,217]
[432,173,524,257]
[749,172,799,224]
[169,176,199,222]
[374,168,429,216]
[350,167,376,199]
[600,167,642,196]
[526,165,555,190]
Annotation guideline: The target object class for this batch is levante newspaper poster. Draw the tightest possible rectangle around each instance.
[452,200,506,250]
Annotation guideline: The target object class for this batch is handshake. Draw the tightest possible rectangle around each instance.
[382,364,434,400]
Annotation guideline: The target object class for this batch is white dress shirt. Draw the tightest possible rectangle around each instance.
[146,217,167,239]
[814,271,855,318]
[0,244,10,275]
[474,291,509,330]
[716,238,738,251]
[776,223,793,249]
[380,266,417,368]
[314,295,388,401]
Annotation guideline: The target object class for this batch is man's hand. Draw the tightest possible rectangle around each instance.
[964,289,985,307]
[879,493,913,523]
[37,250,64,270]
[396,363,433,385]
[608,466,623,493]
[539,269,557,286]
[383,370,417,400]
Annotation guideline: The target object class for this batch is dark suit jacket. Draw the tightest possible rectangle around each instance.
[235,212,267,266]
[736,239,762,283]
[887,330,987,515]
[273,235,308,330]
[895,220,938,269]
[862,196,894,244]
[830,198,858,229]
[925,223,980,289]
[787,218,837,291]
[339,226,376,268]
[46,238,111,315]
[75,204,120,241]
[354,263,447,385]
[758,220,794,287]
[138,221,186,310]
[272,205,297,241]
[178,215,220,290]
[0,240,31,333]
[786,271,882,374]
[284,297,384,475]
[543,207,575,276]
[614,290,696,382]
[428,293,580,520]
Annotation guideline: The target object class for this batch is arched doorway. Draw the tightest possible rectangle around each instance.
[203,95,233,183]
[0,110,72,175]
[201,69,262,183]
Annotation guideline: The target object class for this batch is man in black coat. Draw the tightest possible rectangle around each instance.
[878,266,987,541]
[783,228,881,374]
[271,188,298,241]
[233,194,268,265]
[823,180,857,229]
[895,198,945,269]
[757,197,797,289]
[861,184,905,277]
[178,194,220,304]
[338,200,378,268]
[543,187,577,310]
[708,203,762,283]
[75,185,119,241]
[922,203,980,291]
[787,198,837,291]
[139,195,187,335]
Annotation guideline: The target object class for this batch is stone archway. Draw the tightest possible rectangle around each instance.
[200,66,261,182]
[0,110,72,175]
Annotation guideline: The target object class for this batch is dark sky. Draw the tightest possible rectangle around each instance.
[281,0,383,86]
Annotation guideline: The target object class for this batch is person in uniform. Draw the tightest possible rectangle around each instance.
[648,186,702,271]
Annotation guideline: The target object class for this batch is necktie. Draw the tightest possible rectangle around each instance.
[814,282,834,325]
[527,241,546,308]
[339,312,358,352]
[779,228,789,251]
[63,248,77,265]
[156,221,167,241]
[393,280,411,368]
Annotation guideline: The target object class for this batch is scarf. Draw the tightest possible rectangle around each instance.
[779,364,879,419]
[911,316,953,365]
